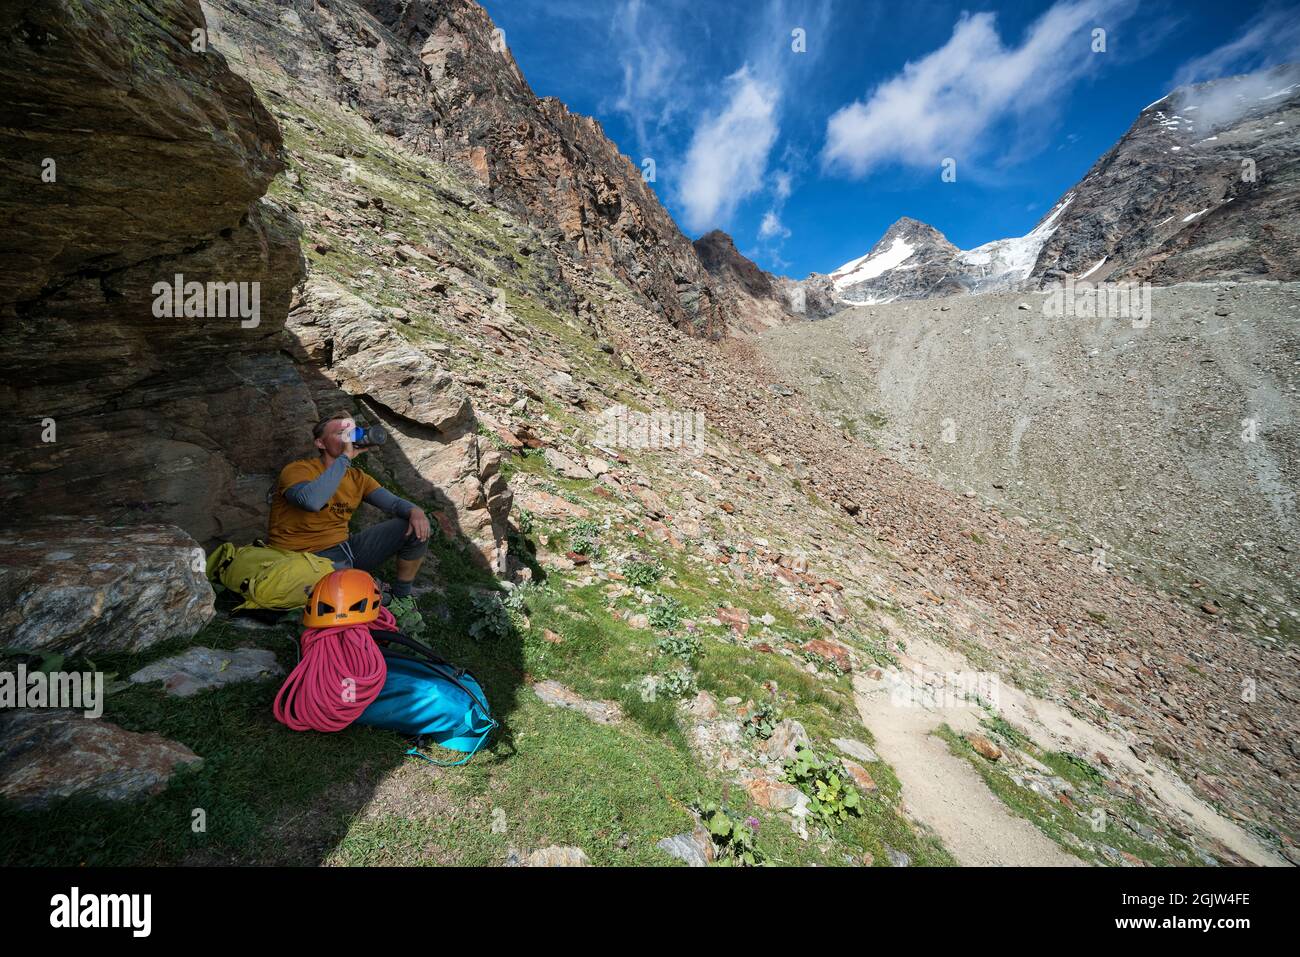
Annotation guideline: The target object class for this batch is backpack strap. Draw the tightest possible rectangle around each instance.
[369,628,465,676]
[405,726,494,767]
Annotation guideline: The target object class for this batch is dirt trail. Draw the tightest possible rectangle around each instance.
[853,649,1085,866]
[852,633,1287,867]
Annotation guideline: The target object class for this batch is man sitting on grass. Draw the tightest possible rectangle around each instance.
[268,411,429,632]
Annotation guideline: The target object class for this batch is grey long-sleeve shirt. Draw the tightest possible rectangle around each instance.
[283,455,417,519]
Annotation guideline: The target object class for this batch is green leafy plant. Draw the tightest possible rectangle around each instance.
[467,591,512,641]
[781,746,864,825]
[1055,752,1105,787]
[742,700,780,741]
[656,632,700,663]
[647,594,686,630]
[516,508,535,536]
[503,585,531,612]
[983,715,1031,750]
[655,667,697,699]
[623,558,664,588]
[695,803,764,867]
[856,632,901,669]
[568,518,603,556]
[801,649,846,677]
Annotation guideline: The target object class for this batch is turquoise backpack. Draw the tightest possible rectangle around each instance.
[356,629,497,766]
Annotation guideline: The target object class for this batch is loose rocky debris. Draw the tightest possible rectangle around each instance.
[0,522,214,656]
[0,709,201,809]
[530,679,624,725]
[129,646,283,697]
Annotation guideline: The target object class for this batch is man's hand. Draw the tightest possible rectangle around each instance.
[407,507,430,542]
[342,439,367,460]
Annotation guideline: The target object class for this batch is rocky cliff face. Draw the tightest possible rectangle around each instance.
[0,0,312,544]
[2,0,510,570]
[202,0,741,339]
[1032,64,1300,285]
[776,271,839,321]
[693,230,799,333]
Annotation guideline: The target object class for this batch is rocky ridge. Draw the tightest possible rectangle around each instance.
[693,229,800,333]
[1033,63,1300,285]
[792,63,1300,310]
[203,0,754,340]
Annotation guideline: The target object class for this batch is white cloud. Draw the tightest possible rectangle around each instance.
[759,210,791,240]
[609,0,691,151]
[773,170,793,201]
[678,66,780,232]
[1173,7,1300,87]
[822,0,1133,177]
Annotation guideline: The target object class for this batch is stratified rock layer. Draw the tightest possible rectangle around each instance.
[0,522,215,655]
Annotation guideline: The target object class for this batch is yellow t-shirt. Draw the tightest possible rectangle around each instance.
[268,456,380,553]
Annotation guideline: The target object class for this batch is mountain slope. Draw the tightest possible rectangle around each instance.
[803,62,1300,309]
[693,229,799,333]
[828,217,963,304]
[204,0,754,339]
[1032,63,1300,285]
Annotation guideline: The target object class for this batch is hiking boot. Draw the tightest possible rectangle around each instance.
[387,594,426,637]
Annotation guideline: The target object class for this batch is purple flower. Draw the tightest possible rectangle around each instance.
[745,816,760,832]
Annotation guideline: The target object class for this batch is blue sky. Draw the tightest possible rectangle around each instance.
[478,0,1300,278]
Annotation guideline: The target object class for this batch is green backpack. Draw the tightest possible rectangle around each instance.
[206,543,336,612]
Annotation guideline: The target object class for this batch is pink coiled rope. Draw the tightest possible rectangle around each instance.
[273,606,395,732]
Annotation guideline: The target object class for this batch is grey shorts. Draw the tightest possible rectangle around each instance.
[314,517,429,573]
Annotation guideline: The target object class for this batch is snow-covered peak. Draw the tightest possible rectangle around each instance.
[831,237,916,290]
[823,195,1074,302]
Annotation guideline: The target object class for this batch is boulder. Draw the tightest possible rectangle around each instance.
[802,638,853,672]
[831,737,880,764]
[542,448,594,480]
[0,709,201,809]
[968,733,1003,761]
[743,773,803,810]
[531,679,623,725]
[842,759,879,793]
[509,845,591,867]
[685,690,719,721]
[0,522,214,655]
[715,606,750,634]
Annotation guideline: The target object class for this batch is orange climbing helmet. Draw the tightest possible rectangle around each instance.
[303,569,382,629]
